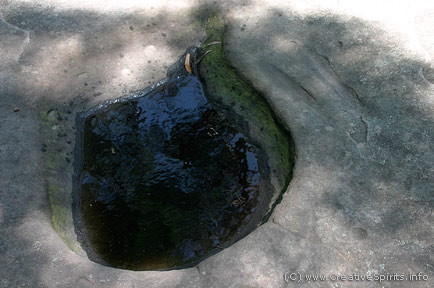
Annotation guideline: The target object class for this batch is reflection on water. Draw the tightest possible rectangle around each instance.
[79,71,266,270]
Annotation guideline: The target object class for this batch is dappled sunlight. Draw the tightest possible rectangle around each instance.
[21,34,84,96]
[229,0,434,61]
[220,3,434,282]
[0,0,209,285]
[10,0,194,13]
[241,0,434,22]
[0,15,30,66]
[1,0,433,286]
[2,1,204,105]
[109,43,174,94]
[270,38,300,54]
[236,2,434,118]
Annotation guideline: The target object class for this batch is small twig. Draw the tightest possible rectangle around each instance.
[195,50,212,65]
[202,41,221,47]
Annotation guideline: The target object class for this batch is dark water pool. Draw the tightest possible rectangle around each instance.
[75,62,270,270]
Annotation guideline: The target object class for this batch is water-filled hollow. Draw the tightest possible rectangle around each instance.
[73,48,293,270]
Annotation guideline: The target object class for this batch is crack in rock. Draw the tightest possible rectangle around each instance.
[348,115,369,145]
[307,45,365,107]
[0,12,30,64]
[299,84,317,101]
[360,116,369,143]
[420,66,434,85]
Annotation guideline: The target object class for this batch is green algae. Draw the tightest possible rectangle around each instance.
[39,103,82,254]
[47,183,76,250]
[198,16,295,214]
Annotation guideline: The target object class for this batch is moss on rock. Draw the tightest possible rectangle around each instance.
[39,101,82,254]
[199,16,295,217]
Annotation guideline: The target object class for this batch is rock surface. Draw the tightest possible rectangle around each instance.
[0,0,433,287]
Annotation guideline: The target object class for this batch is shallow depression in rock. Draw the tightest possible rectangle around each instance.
[73,46,294,271]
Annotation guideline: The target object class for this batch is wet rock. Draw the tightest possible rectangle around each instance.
[74,47,292,270]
